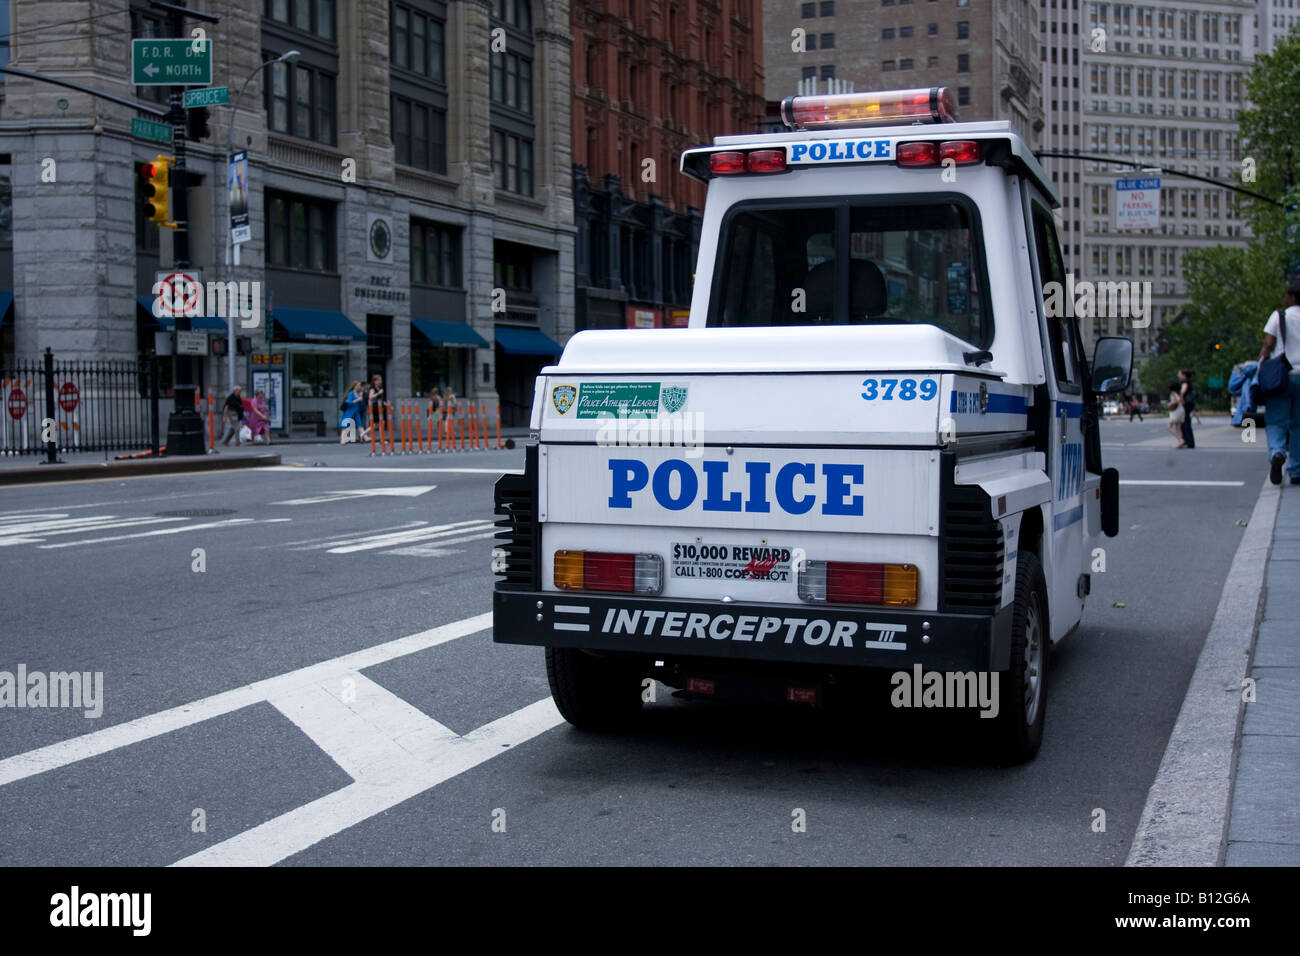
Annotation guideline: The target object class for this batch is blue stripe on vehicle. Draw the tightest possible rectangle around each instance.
[1056,401,1084,419]
[1053,504,1083,530]
[948,393,1029,413]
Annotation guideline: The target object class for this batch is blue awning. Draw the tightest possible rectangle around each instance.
[136,296,228,332]
[412,317,489,349]
[494,326,563,355]
[0,292,12,326]
[272,307,366,342]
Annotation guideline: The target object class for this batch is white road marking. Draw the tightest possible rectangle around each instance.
[382,532,496,557]
[1118,480,1246,487]
[39,517,292,549]
[270,522,426,549]
[264,465,522,475]
[321,520,493,554]
[170,697,563,867]
[0,612,492,788]
[0,503,103,517]
[272,485,437,506]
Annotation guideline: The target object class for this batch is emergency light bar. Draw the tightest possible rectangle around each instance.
[780,88,957,131]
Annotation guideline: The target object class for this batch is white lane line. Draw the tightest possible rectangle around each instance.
[0,515,181,536]
[170,697,563,867]
[381,532,497,557]
[264,466,523,475]
[323,520,493,554]
[38,517,292,549]
[271,522,427,549]
[0,504,103,517]
[272,485,437,506]
[268,672,460,780]
[1118,480,1246,487]
[0,612,492,788]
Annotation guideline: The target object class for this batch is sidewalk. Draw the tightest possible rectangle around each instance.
[0,445,279,485]
[1225,485,1300,864]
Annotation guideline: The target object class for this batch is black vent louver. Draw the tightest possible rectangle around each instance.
[493,443,540,587]
[939,484,1005,613]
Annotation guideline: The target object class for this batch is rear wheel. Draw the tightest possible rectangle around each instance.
[546,647,644,730]
[989,551,1049,764]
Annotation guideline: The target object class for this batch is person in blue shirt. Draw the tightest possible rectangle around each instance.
[1259,288,1300,485]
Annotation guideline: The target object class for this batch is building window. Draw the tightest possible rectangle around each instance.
[411,219,462,287]
[957,86,970,105]
[928,55,938,67]
[819,33,834,48]
[820,1,834,15]
[802,65,816,80]
[494,242,534,292]
[928,22,938,35]
[392,2,445,82]
[821,65,835,79]
[265,192,335,271]
[291,353,342,398]
[265,56,337,145]
[957,53,970,72]
[491,129,533,195]
[491,51,533,113]
[492,0,531,30]
[391,95,447,173]
[899,26,913,37]
[882,27,895,39]
[957,21,969,39]
[900,58,914,69]
[802,2,815,16]
[807,33,817,49]
[263,0,335,40]
[882,59,896,71]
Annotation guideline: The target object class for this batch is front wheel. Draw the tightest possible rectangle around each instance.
[988,551,1049,764]
[546,647,644,731]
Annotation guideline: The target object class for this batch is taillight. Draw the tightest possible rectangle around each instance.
[746,149,787,173]
[897,142,940,167]
[554,550,663,595]
[710,151,748,175]
[939,140,980,164]
[798,561,919,607]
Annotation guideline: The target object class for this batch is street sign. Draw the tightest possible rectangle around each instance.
[154,270,204,318]
[131,117,173,144]
[1116,176,1161,232]
[58,382,80,413]
[132,39,212,86]
[177,331,208,356]
[6,387,25,420]
[184,86,229,108]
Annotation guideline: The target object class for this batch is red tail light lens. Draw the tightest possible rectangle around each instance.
[746,149,787,173]
[710,151,748,175]
[828,562,884,604]
[554,550,664,594]
[584,552,634,592]
[897,142,940,166]
[939,140,981,164]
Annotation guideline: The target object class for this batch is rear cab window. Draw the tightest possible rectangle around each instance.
[707,197,993,349]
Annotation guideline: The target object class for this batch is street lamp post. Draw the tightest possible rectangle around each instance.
[223,51,299,392]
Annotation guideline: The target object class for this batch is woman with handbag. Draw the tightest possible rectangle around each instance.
[339,380,365,443]
[1259,287,1300,485]
[1166,381,1186,449]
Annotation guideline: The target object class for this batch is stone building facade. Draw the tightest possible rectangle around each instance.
[571,0,765,331]
[0,0,574,431]
[762,0,1043,147]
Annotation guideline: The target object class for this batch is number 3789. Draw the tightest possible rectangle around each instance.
[860,377,937,401]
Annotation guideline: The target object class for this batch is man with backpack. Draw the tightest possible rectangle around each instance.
[1178,369,1197,449]
[1259,287,1300,485]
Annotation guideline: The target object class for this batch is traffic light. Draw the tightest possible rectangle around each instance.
[141,155,172,227]
[186,106,210,142]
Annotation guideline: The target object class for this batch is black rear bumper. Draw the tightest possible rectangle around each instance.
[494,588,1015,672]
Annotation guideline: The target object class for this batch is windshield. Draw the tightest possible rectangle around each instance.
[707,199,990,348]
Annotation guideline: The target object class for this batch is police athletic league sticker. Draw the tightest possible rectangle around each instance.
[671,542,793,583]
[661,385,688,413]
[551,384,577,415]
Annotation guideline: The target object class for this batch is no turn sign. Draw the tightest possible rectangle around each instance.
[7,387,26,420]
[58,382,80,413]
[152,270,203,318]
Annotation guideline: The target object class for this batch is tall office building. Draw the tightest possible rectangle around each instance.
[762,0,1043,147]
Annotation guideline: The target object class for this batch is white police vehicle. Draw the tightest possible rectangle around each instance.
[493,89,1133,762]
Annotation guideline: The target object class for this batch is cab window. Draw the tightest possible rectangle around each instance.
[708,198,992,349]
[1032,203,1083,392]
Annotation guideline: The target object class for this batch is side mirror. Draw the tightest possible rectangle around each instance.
[1091,336,1134,394]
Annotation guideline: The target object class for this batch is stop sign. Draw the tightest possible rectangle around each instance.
[58,382,79,413]
[6,387,25,420]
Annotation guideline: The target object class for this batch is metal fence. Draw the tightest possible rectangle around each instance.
[1,349,159,458]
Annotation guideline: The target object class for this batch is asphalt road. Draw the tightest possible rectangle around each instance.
[0,418,1273,865]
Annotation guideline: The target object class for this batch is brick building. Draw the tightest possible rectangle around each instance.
[0,0,575,431]
[762,0,1043,147]
[571,0,766,331]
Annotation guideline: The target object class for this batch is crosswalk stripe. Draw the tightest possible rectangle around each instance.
[324,521,494,554]
[38,517,290,549]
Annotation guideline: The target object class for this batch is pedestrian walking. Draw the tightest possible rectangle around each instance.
[247,389,272,444]
[218,385,244,446]
[1259,287,1300,485]
[367,373,387,441]
[1177,369,1196,448]
[340,379,365,443]
[1167,381,1186,448]
[1127,394,1143,422]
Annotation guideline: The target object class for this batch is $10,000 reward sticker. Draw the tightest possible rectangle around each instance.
[671,542,793,582]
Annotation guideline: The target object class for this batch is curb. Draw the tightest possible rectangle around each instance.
[0,453,281,486]
[1125,477,1281,866]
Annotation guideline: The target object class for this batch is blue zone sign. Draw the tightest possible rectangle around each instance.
[787,139,895,165]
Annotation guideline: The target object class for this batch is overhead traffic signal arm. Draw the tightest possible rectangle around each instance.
[140,155,176,229]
